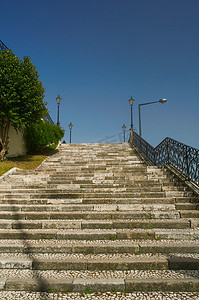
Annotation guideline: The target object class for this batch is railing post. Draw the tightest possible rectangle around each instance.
[129,128,133,144]
[186,146,190,180]
[153,148,156,166]
[167,139,170,165]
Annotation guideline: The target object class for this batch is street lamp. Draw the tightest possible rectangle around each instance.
[128,96,135,129]
[138,98,167,137]
[128,96,135,143]
[122,124,126,143]
[69,122,73,144]
[56,95,62,126]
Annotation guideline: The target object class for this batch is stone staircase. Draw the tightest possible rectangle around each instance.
[0,143,198,295]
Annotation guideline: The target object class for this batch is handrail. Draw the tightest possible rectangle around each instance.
[130,131,199,185]
[0,40,8,51]
[132,131,156,165]
[45,113,54,125]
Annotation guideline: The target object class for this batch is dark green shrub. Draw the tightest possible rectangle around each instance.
[26,122,65,153]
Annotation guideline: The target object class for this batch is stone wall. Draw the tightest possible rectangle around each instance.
[6,126,27,158]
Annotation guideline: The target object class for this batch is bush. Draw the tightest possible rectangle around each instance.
[26,122,65,153]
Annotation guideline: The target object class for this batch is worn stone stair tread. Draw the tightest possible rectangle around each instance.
[0,228,198,241]
[0,258,32,269]
[0,211,180,220]
[1,277,199,292]
[0,219,191,230]
[0,239,199,254]
[0,198,178,205]
[0,255,198,271]
[3,204,178,212]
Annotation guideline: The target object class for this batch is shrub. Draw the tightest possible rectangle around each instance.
[26,122,65,153]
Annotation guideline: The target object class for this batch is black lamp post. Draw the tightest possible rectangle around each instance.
[69,122,73,144]
[128,96,135,129]
[128,96,135,143]
[138,98,167,137]
[56,95,62,126]
[122,124,126,143]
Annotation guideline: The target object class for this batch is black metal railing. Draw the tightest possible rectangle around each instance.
[130,131,199,185]
[45,113,54,125]
[0,40,8,51]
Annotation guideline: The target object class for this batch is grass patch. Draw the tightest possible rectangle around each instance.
[0,144,58,176]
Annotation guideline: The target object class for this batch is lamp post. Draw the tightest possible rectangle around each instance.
[122,124,126,143]
[69,122,73,144]
[138,98,167,137]
[128,96,135,129]
[128,96,135,143]
[56,95,62,126]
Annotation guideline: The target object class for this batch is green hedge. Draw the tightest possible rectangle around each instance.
[26,122,65,153]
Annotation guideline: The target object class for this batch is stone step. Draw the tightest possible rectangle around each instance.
[44,168,148,174]
[176,203,199,210]
[0,191,170,199]
[0,228,198,240]
[0,186,165,193]
[0,211,180,220]
[0,240,198,254]
[0,219,190,230]
[0,253,198,271]
[180,211,199,218]
[0,203,177,212]
[0,181,163,189]
[1,277,199,293]
[0,197,178,205]
[44,161,143,166]
[175,197,199,204]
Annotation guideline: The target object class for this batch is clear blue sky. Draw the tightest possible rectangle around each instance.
[1,0,199,148]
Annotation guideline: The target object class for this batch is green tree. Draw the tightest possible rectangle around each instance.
[0,50,47,159]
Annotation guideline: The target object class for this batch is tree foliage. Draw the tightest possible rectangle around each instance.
[26,122,65,153]
[0,50,47,159]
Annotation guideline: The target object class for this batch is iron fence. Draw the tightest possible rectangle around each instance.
[130,131,199,185]
[0,40,8,51]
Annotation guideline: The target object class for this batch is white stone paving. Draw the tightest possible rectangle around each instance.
[0,291,198,299]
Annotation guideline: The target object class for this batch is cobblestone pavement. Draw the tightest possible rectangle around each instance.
[0,292,198,300]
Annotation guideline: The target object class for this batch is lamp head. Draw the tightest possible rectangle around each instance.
[69,122,73,130]
[122,124,126,131]
[128,96,135,106]
[56,95,62,104]
[159,98,167,104]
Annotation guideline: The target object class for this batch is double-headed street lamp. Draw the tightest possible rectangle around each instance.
[138,98,167,137]
[56,95,62,126]
[122,124,126,143]
[69,122,73,144]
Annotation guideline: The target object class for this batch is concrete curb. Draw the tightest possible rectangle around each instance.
[0,167,23,181]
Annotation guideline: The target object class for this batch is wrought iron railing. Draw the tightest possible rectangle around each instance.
[130,131,199,185]
[0,40,8,51]
[45,113,54,125]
